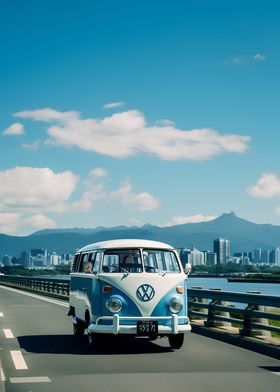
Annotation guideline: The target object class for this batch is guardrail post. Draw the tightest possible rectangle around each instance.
[204,288,231,328]
[188,287,208,321]
[240,291,271,337]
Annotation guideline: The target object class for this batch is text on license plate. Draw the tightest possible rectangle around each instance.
[137,321,158,335]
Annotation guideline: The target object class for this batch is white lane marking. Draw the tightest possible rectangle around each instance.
[0,285,68,307]
[0,367,6,382]
[10,350,28,370]
[3,329,14,339]
[10,376,51,383]
[0,312,3,317]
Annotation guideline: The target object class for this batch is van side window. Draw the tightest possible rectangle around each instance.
[79,253,91,273]
[92,252,101,273]
[71,253,80,272]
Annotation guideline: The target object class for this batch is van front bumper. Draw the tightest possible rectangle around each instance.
[88,314,191,335]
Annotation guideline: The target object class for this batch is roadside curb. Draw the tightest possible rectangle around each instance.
[191,324,280,360]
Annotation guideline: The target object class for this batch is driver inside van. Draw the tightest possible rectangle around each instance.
[122,250,142,272]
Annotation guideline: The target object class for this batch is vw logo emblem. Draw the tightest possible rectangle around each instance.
[136,284,155,302]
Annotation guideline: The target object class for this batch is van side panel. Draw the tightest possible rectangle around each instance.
[70,274,101,322]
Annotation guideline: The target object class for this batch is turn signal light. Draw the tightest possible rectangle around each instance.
[103,285,112,293]
[176,286,184,294]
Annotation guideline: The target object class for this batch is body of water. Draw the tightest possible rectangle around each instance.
[188,277,280,296]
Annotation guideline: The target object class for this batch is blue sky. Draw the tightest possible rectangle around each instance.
[1,0,280,235]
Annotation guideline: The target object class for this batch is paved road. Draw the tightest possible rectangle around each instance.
[0,285,279,392]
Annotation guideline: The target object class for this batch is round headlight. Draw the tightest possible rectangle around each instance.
[168,297,183,314]
[106,297,122,313]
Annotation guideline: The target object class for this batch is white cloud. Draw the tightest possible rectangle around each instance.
[111,178,160,211]
[0,212,21,234]
[14,108,251,161]
[24,214,57,229]
[247,173,280,199]
[103,101,126,109]
[89,168,108,178]
[2,123,25,136]
[231,57,243,65]
[15,108,79,122]
[0,167,79,213]
[253,53,266,61]
[71,184,106,212]
[155,119,175,126]
[162,214,216,227]
[22,141,41,150]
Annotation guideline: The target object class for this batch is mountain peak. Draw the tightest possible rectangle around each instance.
[218,211,237,220]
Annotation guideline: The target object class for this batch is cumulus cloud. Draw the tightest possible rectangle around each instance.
[247,173,280,199]
[111,178,160,211]
[0,167,79,212]
[14,108,251,161]
[231,57,243,65]
[162,214,216,227]
[89,168,108,178]
[253,53,266,61]
[0,212,21,234]
[22,141,41,150]
[23,214,57,229]
[2,123,25,136]
[103,101,126,109]
[229,53,266,65]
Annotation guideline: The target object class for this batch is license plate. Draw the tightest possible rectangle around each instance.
[137,321,158,336]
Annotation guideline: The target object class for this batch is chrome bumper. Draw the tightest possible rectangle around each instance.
[88,314,191,335]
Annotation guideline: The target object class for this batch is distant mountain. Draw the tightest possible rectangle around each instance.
[1,212,280,259]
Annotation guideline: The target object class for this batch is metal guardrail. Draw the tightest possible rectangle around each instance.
[0,275,279,338]
[0,275,70,298]
[188,287,280,337]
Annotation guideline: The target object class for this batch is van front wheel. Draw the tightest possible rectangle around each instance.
[73,319,85,337]
[168,334,184,349]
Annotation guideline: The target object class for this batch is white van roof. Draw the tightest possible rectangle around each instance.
[78,239,174,253]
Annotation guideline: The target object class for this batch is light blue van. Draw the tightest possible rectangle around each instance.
[68,239,191,349]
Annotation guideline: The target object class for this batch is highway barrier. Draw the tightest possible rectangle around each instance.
[188,287,280,337]
[0,275,69,299]
[0,275,279,340]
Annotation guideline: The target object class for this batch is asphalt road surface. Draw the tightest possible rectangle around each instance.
[0,285,279,392]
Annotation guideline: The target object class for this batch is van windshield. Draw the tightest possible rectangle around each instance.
[102,249,143,273]
[143,249,181,273]
[102,248,181,273]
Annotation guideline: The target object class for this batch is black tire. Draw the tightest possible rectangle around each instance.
[168,334,184,349]
[73,319,85,337]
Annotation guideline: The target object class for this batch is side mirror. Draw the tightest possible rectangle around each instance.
[184,263,192,276]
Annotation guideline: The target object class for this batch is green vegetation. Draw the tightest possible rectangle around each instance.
[0,265,71,276]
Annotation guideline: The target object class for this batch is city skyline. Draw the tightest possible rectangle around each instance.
[1,1,280,235]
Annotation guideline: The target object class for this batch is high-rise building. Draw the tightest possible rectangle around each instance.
[261,249,270,264]
[178,247,205,266]
[204,251,217,265]
[270,247,280,266]
[2,255,12,266]
[213,238,230,264]
[254,248,262,263]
